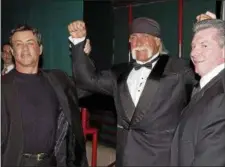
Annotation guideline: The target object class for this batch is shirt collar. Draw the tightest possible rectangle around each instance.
[4,64,14,70]
[200,63,225,89]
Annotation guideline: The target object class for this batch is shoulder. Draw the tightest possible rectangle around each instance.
[42,69,71,87]
[1,69,16,84]
[43,68,68,79]
[166,56,193,74]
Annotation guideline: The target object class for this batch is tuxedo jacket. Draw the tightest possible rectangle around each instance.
[1,69,89,167]
[171,69,225,166]
[72,41,196,166]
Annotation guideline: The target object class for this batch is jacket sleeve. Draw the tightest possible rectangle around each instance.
[71,40,114,96]
[192,93,225,166]
[1,90,9,155]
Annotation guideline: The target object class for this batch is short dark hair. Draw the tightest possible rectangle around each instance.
[9,24,42,46]
[1,42,10,51]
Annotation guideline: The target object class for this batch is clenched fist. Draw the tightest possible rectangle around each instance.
[68,20,86,38]
[196,11,216,22]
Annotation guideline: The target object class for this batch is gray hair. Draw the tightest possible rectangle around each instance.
[193,19,225,48]
[159,41,169,55]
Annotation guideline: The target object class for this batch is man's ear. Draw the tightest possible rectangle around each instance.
[129,38,131,43]
[9,46,14,56]
[154,37,161,47]
[39,45,43,55]
[129,35,133,43]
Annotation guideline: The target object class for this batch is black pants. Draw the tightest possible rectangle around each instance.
[20,155,57,166]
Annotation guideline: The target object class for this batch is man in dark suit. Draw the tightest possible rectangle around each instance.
[1,25,91,166]
[68,17,196,166]
[1,43,14,75]
[170,18,225,166]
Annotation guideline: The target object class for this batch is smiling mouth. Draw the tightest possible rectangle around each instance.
[194,60,204,64]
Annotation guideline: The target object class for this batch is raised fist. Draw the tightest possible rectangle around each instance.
[68,20,86,38]
[196,11,216,22]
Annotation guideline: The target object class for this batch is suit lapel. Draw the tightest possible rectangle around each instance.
[42,70,72,124]
[2,71,24,165]
[180,69,225,124]
[131,55,169,125]
[117,64,135,122]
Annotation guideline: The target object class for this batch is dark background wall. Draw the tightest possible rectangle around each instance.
[84,1,114,70]
[82,0,117,147]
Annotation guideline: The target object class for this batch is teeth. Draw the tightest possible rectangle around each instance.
[195,61,204,63]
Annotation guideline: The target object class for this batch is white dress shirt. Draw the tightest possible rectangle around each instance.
[69,36,85,46]
[127,53,159,106]
[1,64,14,75]
[69,36,160,106]
[200,63,225,89]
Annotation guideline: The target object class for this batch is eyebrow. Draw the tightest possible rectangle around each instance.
[200,41,208,44]
[13,39,36,43]
[192,40,209,45]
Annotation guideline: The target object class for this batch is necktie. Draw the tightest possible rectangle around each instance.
[133,56,159,70]
[2,67,7,75]
[191,83,201,98]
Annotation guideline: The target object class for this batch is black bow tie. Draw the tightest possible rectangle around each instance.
[133,56,159,70]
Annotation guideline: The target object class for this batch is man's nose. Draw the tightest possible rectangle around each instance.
[136,39,144,46]
[191,48,201,58]
[22,43,29,51]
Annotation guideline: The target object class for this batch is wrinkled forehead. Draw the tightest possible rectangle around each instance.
[192,28,218,44]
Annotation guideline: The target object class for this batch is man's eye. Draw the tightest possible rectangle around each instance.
[16,43,22,47]
[28,42,34,45]
[202,45,207,48]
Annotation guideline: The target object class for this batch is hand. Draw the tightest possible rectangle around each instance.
[84,39,91,55]
[196,11,216,22]
[68,20,86,38]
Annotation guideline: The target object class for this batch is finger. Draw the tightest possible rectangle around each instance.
[69,21,81,29]
[205,11,216,19]
[84,45,90,52]
[197,15,211,21]
[70,24,76,32]
[84,48,90,55]
[71,22,78,31]
[78,21,85,28]
[78,23,85,31]
[197,14,206,20]
[68,24,73,32]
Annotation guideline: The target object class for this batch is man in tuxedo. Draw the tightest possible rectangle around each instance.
[1,24,91,166]
[68,17,196,166]
[170,18,225,166]
[1,43,14,75]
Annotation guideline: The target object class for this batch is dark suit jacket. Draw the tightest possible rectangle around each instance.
[170,69,225,166]
[72,41,195,166]
[1,69,89,167]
